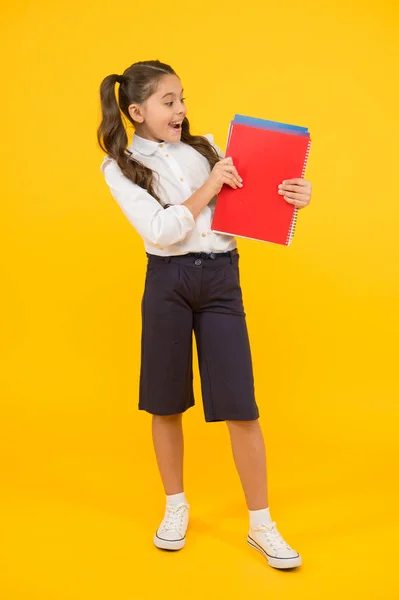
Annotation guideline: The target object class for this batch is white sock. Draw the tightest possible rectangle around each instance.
[249,507,272,529]
[166,492,188,507]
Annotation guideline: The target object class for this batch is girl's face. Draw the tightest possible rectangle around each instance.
[129,74,187,143]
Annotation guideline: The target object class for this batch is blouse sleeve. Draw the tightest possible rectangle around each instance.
[100,158,195,247]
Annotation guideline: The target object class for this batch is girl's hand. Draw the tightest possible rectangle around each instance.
[205,157,243,195]
[278,178,312,209]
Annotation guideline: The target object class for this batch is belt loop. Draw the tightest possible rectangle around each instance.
[165,256,172,263]
[229,250,233,264]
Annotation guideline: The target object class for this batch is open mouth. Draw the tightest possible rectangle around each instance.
[169,120,183,131]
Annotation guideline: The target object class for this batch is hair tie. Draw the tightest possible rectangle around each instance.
[116,75,125,84]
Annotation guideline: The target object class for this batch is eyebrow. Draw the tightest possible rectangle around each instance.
[161,89,184,99]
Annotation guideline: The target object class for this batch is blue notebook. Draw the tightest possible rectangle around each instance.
[232,114,309,136]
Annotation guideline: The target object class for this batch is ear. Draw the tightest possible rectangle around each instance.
[128,104,144,123]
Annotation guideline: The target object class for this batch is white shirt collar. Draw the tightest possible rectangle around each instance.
[129,133,167,156]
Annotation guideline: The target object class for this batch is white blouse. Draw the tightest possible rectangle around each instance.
[100,133,237,256]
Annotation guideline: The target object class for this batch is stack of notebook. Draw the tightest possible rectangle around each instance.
[211,114,312,246]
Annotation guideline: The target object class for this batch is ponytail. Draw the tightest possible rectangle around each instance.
[97,74,163,203]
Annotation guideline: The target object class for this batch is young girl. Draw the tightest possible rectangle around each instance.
[97,60,312,570]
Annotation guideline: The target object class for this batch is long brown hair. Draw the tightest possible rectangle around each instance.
[97,60,221,204]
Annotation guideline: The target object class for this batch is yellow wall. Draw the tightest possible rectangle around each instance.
[1,0,398,598]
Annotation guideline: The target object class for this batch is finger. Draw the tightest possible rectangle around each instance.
[227,172,243,188]
[282,178,308,186]
[283,192,310,201]
[223,165,243,182]
[281,183,310,192]
[222,175,238,189]
[222,170,242,184]
[231,167,242,182]
[284,196,309,207]
[223,173,242,189]
[279,191,311,201]
[227,176,243,188]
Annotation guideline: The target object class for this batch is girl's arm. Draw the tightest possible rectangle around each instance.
[181,182,216,220]
[102,159,196,248]
[101,142,240,248]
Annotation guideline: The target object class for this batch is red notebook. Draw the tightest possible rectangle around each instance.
[211,122,312,246]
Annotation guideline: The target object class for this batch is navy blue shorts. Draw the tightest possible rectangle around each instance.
[139,250,259,423]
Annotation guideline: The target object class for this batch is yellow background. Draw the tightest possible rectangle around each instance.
[1,0,398,598]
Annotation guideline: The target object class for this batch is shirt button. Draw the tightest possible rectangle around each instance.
[201,233,207,238]
[194,259,202,266]
[165,154,169,158]
[159,144,164,148]
[180,177,184,182]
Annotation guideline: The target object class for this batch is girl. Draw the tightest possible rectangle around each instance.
[97,60,312,570]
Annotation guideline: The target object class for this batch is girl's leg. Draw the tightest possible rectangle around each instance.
[152,413,184,495]
[152,413,189,551]
[226,419,268,510]
[226,419,302,569]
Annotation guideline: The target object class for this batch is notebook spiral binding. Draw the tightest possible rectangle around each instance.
[286,138,312,246]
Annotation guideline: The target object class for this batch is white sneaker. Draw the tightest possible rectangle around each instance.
[248,521,302,569]
[154,502,189,551]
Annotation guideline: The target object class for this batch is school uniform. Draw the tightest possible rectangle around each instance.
[100,133,259,422]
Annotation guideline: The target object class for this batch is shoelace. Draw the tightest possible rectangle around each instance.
[252,521,293,551]
[160,503,189,534]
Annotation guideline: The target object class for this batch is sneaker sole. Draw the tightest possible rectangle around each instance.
[247,535,302,569]
[154,533,186,551]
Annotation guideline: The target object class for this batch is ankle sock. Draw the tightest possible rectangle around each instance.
[249,507,272,528]
[166,492,188,507]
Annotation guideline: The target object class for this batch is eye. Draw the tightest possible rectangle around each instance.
[165,98,186,107]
